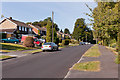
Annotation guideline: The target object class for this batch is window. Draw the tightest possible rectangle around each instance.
[25,27,27,31]
[29,28,32,32]
[19,26,21,30]
[22,26,24,31]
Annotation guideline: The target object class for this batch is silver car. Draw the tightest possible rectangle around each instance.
[41,42,58,52]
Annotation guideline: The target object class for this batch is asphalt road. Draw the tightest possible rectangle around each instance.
[2,44,93,78]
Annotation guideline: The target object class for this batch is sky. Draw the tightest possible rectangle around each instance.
[2,2,97,33]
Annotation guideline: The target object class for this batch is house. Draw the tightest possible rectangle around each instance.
[29,24,46,37]
[57,31,72,40]
[0,17,32,38]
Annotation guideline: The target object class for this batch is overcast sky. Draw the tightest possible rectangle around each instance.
[2,2,97,33]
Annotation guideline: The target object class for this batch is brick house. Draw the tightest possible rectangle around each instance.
[0,17,32,38]
[29,24,46,37]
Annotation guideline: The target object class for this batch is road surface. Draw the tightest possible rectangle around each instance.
[2,44,93,78]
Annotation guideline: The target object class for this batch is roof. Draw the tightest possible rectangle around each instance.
[0,29,16,33]
[0,18,31,28]
[29,24,46,31]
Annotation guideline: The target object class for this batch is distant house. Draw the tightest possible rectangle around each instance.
[0,17,32,38]
[57,32,71,40]
[29,24,46,37]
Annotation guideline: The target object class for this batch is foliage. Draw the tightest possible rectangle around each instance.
[26,17,59,31]
[23,37,34,47]
[46,20,52,42]
[70,39,78,44]
[86,2,119,48]
[64,28,70,34]
[62,39,70,45]
[60,29,63,33]
[72,18,93,42]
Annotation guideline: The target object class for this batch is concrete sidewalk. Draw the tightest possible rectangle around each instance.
[65,45,118,79]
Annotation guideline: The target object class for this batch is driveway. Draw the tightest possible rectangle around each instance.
[2,44,93,78]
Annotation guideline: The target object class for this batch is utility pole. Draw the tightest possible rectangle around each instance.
[52,11,54,42]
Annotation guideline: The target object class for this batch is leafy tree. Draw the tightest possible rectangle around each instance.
[60,29,63,33]
[46,20,52,42]
[64,28,70,34]
[72,18,91,42]
[86,2,119,48]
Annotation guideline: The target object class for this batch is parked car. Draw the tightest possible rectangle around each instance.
[41,42,58,52]
[1,37,21,44]
[34,39,42,47]
[38,39,46,43]
[79,42,84,45]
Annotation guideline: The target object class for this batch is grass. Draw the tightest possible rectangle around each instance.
[72,61,100,72]
[22,49,42,54]
[0,43,35,51]
[83,44,101,57]
[0,55,12,59]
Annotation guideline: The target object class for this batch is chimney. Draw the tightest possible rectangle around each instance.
[9,17,12,19]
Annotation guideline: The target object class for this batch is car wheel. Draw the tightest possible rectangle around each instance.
[2,41,5,43]
[14,41,17,44]
[43,50,45,52]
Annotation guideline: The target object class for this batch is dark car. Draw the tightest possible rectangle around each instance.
[1,37,21,44]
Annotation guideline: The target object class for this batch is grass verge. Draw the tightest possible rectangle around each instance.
[22,49,42,54]
[72,61,100,72]
[83,44,101,57]
[0,55,12,59]
[1,43,35,51]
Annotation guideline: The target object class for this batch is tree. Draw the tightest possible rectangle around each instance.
[86,2,119,47]
[60,29,63,33]
[72,18,88,42]
[64,28,70,34]
[46,20,52,42]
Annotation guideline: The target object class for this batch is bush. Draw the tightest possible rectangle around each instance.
[62,39,70,45]
[70,39,78,44]
[23,37,34,47]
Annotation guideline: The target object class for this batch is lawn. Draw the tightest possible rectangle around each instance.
[22,49,42,54]
[72,61,100,72]
[83,44,101,57]
[0,55,12,59]
[0,43,34,52]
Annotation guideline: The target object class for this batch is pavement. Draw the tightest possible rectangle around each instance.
[65,45,119,80]
[2,44,93,78]
[0,49,40,58]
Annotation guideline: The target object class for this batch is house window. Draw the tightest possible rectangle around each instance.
[22,26,24,31]
[19,26,21,30]
[25,27,27,31]
[29,28,32,32]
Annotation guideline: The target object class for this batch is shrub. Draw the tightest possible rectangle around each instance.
[70,39,78,44]
[59,43,63,47]
[62,39,70,45]
[23,37,34,47]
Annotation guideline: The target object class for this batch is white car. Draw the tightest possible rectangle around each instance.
[41,42,58,52]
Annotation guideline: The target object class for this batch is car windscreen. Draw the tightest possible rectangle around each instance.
[44,43,52,45]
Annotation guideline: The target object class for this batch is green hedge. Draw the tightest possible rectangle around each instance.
[62,39,70,45]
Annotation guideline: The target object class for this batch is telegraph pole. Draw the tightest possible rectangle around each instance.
[52,11,54,42]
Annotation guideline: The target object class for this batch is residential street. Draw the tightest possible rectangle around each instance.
[2,44,93,78]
